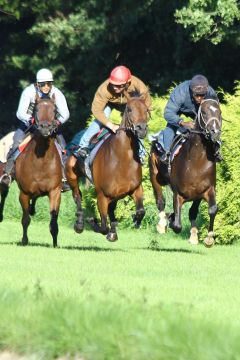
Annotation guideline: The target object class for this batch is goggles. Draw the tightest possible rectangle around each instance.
[38,81,53,88]
[112,83,126,89]
[193,93,206,97]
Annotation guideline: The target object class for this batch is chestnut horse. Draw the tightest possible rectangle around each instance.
[15,95,62,247]
[66,92,150,241]
[149,98,222,247]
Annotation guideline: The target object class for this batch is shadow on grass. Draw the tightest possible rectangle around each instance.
[0,241,124,252]
[146,247,204,255]
[61,245,125,252]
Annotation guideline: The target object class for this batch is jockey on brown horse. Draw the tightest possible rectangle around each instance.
[74,65,151,164]
[0,68,70,191]
[154,74,222,164]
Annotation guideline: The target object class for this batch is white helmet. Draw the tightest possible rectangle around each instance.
[36,68,53,82]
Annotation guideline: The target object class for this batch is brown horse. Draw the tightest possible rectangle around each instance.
[15,95,62,247]
[66,92,150,241]
[149,98,222,247]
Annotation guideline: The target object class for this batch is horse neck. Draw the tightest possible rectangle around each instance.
[33,134,56,156]
[114,130,137,153]
[187,132,211,159]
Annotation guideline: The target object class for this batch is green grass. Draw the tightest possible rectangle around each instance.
[0,216,240,359]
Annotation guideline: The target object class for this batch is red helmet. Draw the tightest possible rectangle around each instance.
[109,66,132,85]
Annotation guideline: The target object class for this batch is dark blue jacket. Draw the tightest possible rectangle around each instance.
[164,80,218,127]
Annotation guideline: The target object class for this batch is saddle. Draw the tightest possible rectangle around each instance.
[66,128,111,182]
[169,131,189,162]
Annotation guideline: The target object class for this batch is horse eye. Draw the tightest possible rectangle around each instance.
[128,108,132,113]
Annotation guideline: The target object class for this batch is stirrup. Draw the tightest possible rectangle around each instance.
[75,147,89,159]
[0,173,12,187]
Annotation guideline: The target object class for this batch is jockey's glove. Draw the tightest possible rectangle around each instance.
[106,121,119,133]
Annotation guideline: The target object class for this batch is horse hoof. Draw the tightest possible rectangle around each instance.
[22,239,28,246]
[188,227,199,245]
[106,232,118,242]
[74,222,84,233]
[203,237,215,248]
[156,224,167,234]
[188,237,199,245]
[0,215,3,222]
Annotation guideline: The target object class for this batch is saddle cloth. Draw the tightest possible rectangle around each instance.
[66,129,111,183]
[0,131,15,163]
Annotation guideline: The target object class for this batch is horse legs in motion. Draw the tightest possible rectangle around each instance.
[19,188,61,247]
[169,187,217,247]
[0,184,9,222]
[90,184,145,242]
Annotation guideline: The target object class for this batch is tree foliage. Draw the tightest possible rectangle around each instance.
[175,0,240,44]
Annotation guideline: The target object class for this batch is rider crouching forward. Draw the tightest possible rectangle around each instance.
[0,68,70,189]
[157,74,222,163]
[76,65,152,164]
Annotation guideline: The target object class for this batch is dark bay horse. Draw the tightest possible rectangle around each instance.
[66,92,150,241]
[149,98,222,247]
[15,95,62,247]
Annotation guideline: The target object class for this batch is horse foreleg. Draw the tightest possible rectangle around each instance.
[188,199,201,245]
[95,192,109,236]
[0,186,9,222]
[107,200,118,242]
[19,191,31,246]
[29,197,37,216]
[66,156,84,233]
[131,185,145,228]
[169,193,184,233]
[203,187,217,247]
[49,188,61,248]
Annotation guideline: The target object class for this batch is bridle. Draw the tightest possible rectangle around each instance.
[194,99,222,143]
[118,100,150,139]
[34,99,59,137]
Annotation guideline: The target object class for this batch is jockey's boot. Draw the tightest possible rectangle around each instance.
[0,156,15,187]
[61,152,71,192]
[215,152,223,162]
[159,151,170,165]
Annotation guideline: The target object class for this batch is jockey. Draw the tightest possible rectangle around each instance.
[76,65,151,163]
[157,74,221,163]
[0,68,70,188]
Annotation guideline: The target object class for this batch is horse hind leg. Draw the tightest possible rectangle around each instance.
[203,188,217,248]
[66,156,84,234]
[107,200,118,242]
[131,185,145,228]
[188,199,201,245]
[0,186,9,222]
[19,191,31,245]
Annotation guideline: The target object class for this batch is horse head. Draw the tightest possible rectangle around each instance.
[121,91,150,139]
[34,94,58,137]
[196,98,222,143]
